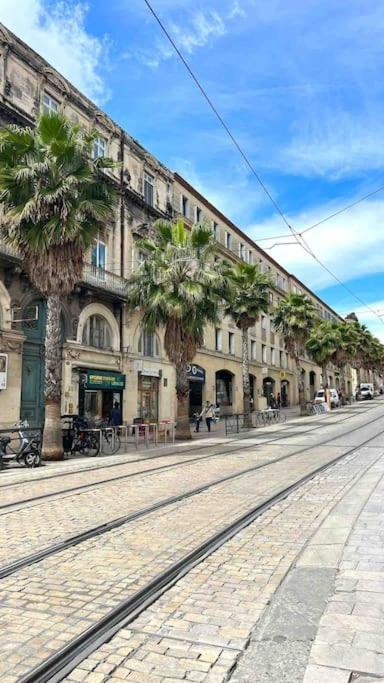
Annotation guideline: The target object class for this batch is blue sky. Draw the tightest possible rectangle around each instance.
[1,0,384,337]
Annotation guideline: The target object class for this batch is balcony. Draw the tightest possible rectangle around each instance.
[81,264,128,299]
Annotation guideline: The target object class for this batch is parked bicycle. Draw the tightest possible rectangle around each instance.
[0,421,41,469]
[94,419,121,455]
[62,416,100,457]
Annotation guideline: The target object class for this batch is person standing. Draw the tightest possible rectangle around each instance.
[200,401,216,432]
[109,401,122,426]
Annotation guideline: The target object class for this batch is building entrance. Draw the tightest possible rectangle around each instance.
[187,364,205,417]
[79,369,125,421]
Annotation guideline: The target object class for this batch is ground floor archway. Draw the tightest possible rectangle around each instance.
[263,376,276,406]
[280,379,290,407]
[309,370,316,399]
[216,370,234,413]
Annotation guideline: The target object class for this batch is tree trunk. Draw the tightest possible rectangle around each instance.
[241,326,251,427]
[322,364,328,388]
[175,363,192,440]
[42,293,64,460]
[297,360,306,415]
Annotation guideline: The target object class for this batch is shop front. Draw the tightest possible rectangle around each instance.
[188,363,205,417]
[79,369,125,421]
[138,369,160,422]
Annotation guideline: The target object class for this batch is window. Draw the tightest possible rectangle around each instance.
[271,348,276,365]
[228,332,235,355]
[138,332,160,357]
[195,206,202,222]
[225,232,232,250]
[181,195,189,217]
[269,292,274,305]
[280,351,286,369]
[251,340,256,361]
[42,92,59,115]
[212,221,219,240]
[215,328,222,352]
[262,344,267,364]
[261,315,267,330]
[144,171,154,206]
[82,315,112,349]
[238,243,245,260]
[91,240,106,270]
[92,136,106,160]
[248,250,253,264]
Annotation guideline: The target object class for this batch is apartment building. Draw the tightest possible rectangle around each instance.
[0,24,354,427]
[174,174,354,413]
[0,24,177,426]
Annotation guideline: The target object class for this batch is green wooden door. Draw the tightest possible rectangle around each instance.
[20,301,46,427]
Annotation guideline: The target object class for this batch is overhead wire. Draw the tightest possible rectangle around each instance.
[143,0,384,325]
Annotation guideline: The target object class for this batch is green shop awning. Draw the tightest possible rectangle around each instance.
[85,370,126,390]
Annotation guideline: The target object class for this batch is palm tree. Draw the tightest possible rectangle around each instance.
[332,320,359,397]
[224,262,270,419]
[306,320,341,390]
[0,113,116,459]
[272,293,318,413]
[127,219,224,440]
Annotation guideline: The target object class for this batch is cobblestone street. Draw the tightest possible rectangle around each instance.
[1,401,384,682]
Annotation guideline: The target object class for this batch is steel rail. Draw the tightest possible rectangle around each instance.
[20,421,384,683]
[0,401,377,491]
[2,410,383,579]
[0,405,377,513]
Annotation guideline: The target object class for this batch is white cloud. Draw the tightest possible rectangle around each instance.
[0,0,109,103]
[132,2,244,68]
[247,195,384,291]
[279,109,384,179]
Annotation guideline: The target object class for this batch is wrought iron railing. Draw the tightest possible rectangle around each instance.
[224,410,285,435]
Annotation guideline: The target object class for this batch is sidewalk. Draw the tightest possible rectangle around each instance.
[230,444,384,683]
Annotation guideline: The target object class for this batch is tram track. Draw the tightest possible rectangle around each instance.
[1,409,383,580]
[0,405,380,514]
[0,403,377,493]
[19,419,384,683]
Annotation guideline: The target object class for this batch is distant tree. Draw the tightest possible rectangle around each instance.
[224,262,270,419]
[273,293,318,413]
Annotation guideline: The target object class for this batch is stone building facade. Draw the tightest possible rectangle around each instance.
[0,24,356,428]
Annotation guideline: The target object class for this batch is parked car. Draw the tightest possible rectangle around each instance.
[314,388,340,408]
[356,383,374,400]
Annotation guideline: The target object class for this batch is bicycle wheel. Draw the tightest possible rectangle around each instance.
[87,433,100,456]
[102,430,121,455]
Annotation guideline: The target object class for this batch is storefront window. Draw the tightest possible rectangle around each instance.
[138,375,159,421]
[138,332,160,357]
[82,315,112,349]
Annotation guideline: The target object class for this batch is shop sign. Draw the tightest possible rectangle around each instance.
[0,353,8,390]
[187,364,205,383]
[86,370,125,390]
[141,368,161,378]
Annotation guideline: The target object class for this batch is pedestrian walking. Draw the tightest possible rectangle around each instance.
[193,412,201,432]
[276,392,281,408]
[200,401,216,432]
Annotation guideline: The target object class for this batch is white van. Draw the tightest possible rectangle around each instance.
[357,383,374,400]
[314,388,340,408]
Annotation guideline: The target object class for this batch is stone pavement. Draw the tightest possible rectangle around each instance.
[0,401,383,682]
[66,446,384,683]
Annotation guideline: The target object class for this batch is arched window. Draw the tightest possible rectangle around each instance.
[82,315,112,349]
[138,332,160,358]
